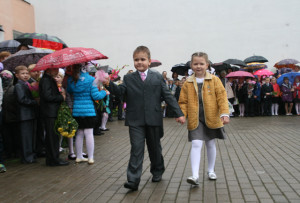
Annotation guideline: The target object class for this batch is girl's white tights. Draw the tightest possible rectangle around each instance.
[272,103,279,115]
[295,103,300,114]
[68,137,74,154]
[75,128,94,160]
[191,139,216,179]
[101,112,108,129]
[239,104,245,116]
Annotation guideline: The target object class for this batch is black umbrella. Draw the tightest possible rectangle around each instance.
[2,48,53,72]
[171,63,189,76]
[244,56,268,63]
[212,62,239,72]
[223,59,247,67]
[15,33,67,51]
[0,40,21,54]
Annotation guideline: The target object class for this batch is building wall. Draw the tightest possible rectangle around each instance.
[31,0,300,76]
[0,0,35,41]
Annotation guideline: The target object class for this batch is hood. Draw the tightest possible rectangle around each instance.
[68,72,95,93]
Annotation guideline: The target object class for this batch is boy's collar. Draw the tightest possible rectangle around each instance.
[187,72,212,82]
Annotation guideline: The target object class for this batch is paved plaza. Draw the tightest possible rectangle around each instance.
[0,116,299,203]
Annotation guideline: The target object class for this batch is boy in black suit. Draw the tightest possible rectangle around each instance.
[105,46,185,190]
[261,77,273,116]
[14,66,37,163]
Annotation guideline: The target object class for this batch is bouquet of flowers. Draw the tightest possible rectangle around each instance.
[54,102,78,138]
[109,65,128,80]
[27,82,39,98]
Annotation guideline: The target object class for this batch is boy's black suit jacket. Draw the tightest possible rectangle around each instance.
[108,69,184,127]
[14,80,37,121]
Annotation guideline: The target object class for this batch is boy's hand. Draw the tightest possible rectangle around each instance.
[175,116,186,124]
[221,116,230,124]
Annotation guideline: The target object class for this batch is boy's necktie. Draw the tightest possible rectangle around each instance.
[141,72,146,81]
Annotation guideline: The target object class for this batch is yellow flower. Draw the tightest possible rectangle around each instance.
[61,132,68,137]
[58,128,63,132]
[68,121,71,124]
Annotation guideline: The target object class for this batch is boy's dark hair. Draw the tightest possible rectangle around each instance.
[71,64,82,84]
[15,65,28,74]
[133,46,151,59]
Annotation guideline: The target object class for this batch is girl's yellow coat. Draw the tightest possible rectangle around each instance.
[178,73,229,130]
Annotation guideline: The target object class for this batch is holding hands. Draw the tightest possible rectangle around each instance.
[175,116,186,124]
[221,116,230,124]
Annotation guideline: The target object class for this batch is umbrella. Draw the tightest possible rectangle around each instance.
[0,40,21,54]
[171,63,189,76]
[253,69,274,76]
[32,47,108,71]
[244,56,268,63]
[212,62,239,72]
[150,59,162,68]
[274,59,299,69]
[223,59,247,67]
[277,72,300,86]
[244,62,267,70]
[15,33,67,51]
[2,48,54,72]
[226,71,254,78]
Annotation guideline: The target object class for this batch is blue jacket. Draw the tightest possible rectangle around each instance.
[253,82,261,101]
[67,72,106,117]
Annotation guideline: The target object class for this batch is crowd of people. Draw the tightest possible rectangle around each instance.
[0,45,298,192]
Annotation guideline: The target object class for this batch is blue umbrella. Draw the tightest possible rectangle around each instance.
[277,72,300,86]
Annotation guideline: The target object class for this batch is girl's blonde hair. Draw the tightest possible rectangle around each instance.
[191,52,209,64]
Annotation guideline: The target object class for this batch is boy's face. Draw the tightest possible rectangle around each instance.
[30,71,40,80]
[16,69,30,82]
[265,78,270,83]
[133,52,151,72]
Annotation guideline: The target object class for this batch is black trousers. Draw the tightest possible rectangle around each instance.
[2,122,20,158]
[19,120,36,163]
[264,97,272,116]
[127,125,165,184]
[34,118,45,155]
[44,118,60,164]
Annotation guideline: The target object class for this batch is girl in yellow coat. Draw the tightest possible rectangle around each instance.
[178,52,230,185]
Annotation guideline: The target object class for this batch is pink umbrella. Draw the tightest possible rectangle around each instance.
[226,71,254,78]
[254,69,274,76]
[150,59,162,68]
[32,47,108,71]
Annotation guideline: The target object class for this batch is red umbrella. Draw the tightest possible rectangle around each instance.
[226,71,254,78]
[150,59,162,68]
[254,69,274,76]
[32,47,108,71]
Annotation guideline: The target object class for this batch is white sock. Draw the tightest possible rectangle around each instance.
[206,139,216,173]
[271,104,275,115]
[241,104,245,116]
[275,104,278,115]
[84,128,94,160]
[101,113,108,129]
[68,137,74,154]
[296,103,300,114]
[75,129,84,159]
[191,140,203,179]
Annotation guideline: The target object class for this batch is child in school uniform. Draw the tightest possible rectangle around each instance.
[14,66,37,163]
[178,52,229,185]
[104,46,184,191]
[261,77,274,116]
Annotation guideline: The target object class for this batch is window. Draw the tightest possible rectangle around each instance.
[13,30,24,39]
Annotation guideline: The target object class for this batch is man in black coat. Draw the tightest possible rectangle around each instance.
[39,68,68,166]
[105,46,185,191]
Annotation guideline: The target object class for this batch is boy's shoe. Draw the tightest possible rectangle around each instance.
[187,176,199,185]
[208,172,217,180]
[0,164,6,173]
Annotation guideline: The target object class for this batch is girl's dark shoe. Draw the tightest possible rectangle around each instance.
[68,154,76,160]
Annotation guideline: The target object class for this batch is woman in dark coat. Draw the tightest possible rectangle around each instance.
[236,78,247,116]
[281,77,294,115]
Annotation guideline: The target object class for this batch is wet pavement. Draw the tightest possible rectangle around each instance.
[0,116,299,203]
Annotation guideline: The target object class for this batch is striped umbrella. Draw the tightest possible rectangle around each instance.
[274,59,299,69]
